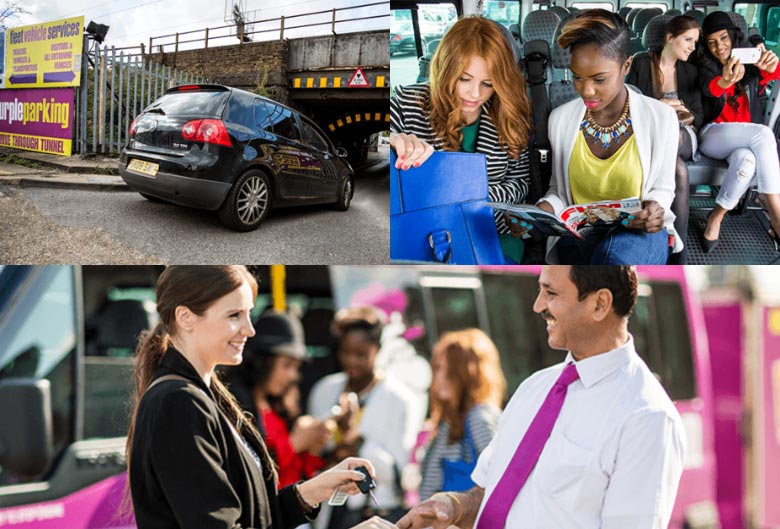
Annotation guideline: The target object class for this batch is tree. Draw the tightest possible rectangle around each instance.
[0,1,30,30]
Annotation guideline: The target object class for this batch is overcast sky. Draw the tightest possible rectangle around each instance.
[12,0,388,50]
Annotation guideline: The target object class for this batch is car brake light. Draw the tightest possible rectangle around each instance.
[175,85,202,91]
[181,119,232,147]
[129,116,140,136]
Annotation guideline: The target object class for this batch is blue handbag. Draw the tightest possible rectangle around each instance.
[441,421,479,492]
[390,150,504,264]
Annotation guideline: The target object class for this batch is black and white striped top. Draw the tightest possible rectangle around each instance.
[419,403,501,501]
[390,83,531,234]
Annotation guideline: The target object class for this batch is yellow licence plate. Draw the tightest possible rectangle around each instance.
[127,159,159,177]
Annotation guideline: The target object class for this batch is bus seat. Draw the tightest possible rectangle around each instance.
[550,12,575,84]
[567,6,580,16]
[509,23,521,44]
[522,10,561,49]
[726,11,748,41]
[549,14,580,109]
[630,9,663,54]
[548,6,569,20]
[683,9,705,26]
[687,158,729,188]
[642,14,674,50]
[618,6,632,20]
[625,8,644,31]
[665,9,683,16]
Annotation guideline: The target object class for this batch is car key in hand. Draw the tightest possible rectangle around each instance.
[354,465,379,507]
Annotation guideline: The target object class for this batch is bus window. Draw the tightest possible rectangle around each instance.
[482,272,558,394]
[391,4,456,90]
[422,281,482,341]
[0,267,76,485]
[765,7,780,52]
[624,2,669,10]
[630,281,696,401]
[482,0,521,28]
[570,2,613,9]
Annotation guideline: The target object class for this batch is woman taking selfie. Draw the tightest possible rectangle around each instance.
[126,266,396,529]
[696,11,780,253]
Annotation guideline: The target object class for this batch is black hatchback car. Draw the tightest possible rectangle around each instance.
[119,85,354,231]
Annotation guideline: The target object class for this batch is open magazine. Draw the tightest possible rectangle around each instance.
[490,198,642,239]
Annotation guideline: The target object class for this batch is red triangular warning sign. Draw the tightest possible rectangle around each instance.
[347,67,370,88]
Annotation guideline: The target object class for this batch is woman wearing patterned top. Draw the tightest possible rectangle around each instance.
[419,329,504,501]
[389,16,532,255]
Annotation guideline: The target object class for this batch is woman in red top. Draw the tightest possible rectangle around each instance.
[696,11,780,252]
[230,310,332,488]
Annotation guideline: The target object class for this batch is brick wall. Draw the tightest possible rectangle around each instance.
[147,40,290,104]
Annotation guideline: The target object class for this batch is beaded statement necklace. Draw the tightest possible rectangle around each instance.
[580,96,631,149]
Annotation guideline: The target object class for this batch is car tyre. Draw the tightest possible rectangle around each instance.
[218,170,272,231]
[333,176,354,211]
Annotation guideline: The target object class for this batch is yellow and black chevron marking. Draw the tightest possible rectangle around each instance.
[291,74,387,89]
[327,112,391,132]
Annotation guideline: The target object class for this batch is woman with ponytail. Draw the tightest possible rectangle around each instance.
[127,266,397,529]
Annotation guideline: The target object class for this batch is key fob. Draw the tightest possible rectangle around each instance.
[354,465,376,494]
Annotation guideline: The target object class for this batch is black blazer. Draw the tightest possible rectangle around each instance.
[626,51,704,130]
[130,348,313,529]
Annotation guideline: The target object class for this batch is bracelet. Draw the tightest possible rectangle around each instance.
[443,492,462,526]
[293,481,319,514]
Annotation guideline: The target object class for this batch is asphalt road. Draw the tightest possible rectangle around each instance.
[16,150,389,264]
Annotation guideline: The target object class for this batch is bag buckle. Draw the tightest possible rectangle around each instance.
[428,230,452,263]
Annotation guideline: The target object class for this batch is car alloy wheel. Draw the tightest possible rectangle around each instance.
[237,174,269,225]
[218,169,272,231]
[334,177,354,211]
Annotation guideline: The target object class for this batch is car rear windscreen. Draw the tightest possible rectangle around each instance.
[146,90,230,116]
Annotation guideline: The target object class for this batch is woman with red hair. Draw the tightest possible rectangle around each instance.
[418,328,506,500]
[389,16,533,259]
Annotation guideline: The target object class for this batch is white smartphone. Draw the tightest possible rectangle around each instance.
[731,47,762,64]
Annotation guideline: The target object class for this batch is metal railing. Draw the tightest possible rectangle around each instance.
[148,1,389,54]
[75,42,210,155]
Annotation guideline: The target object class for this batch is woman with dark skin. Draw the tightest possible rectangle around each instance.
[696,11,780,253]
[309,307,418,528]
[525,10,678,264]
[626,15,703,263]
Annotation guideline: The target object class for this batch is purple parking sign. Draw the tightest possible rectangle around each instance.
[0,88,74,156]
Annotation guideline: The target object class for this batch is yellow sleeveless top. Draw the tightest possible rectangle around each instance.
[569,133,643,204]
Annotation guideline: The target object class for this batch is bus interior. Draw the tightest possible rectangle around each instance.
[390,0,780,264]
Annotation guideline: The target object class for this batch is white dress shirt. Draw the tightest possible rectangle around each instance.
[472,336,686,529]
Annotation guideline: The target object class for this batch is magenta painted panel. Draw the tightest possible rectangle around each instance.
[759,307,780,527]
[0,473,135,528]
[0,88,74,138]
[703,302,745,529]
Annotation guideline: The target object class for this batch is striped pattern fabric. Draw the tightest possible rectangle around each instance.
[390,83,531,234]
[419,403,501,501]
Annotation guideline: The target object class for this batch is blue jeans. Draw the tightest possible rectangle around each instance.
[556,228,669,264]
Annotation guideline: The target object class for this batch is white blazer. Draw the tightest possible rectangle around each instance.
[541,88,680,258]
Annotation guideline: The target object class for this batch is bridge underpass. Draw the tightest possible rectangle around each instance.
[286,32,389,160]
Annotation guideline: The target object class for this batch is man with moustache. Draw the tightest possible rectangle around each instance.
[398,266,686,529]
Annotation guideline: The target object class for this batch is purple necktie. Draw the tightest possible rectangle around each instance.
[476,362,580,529]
